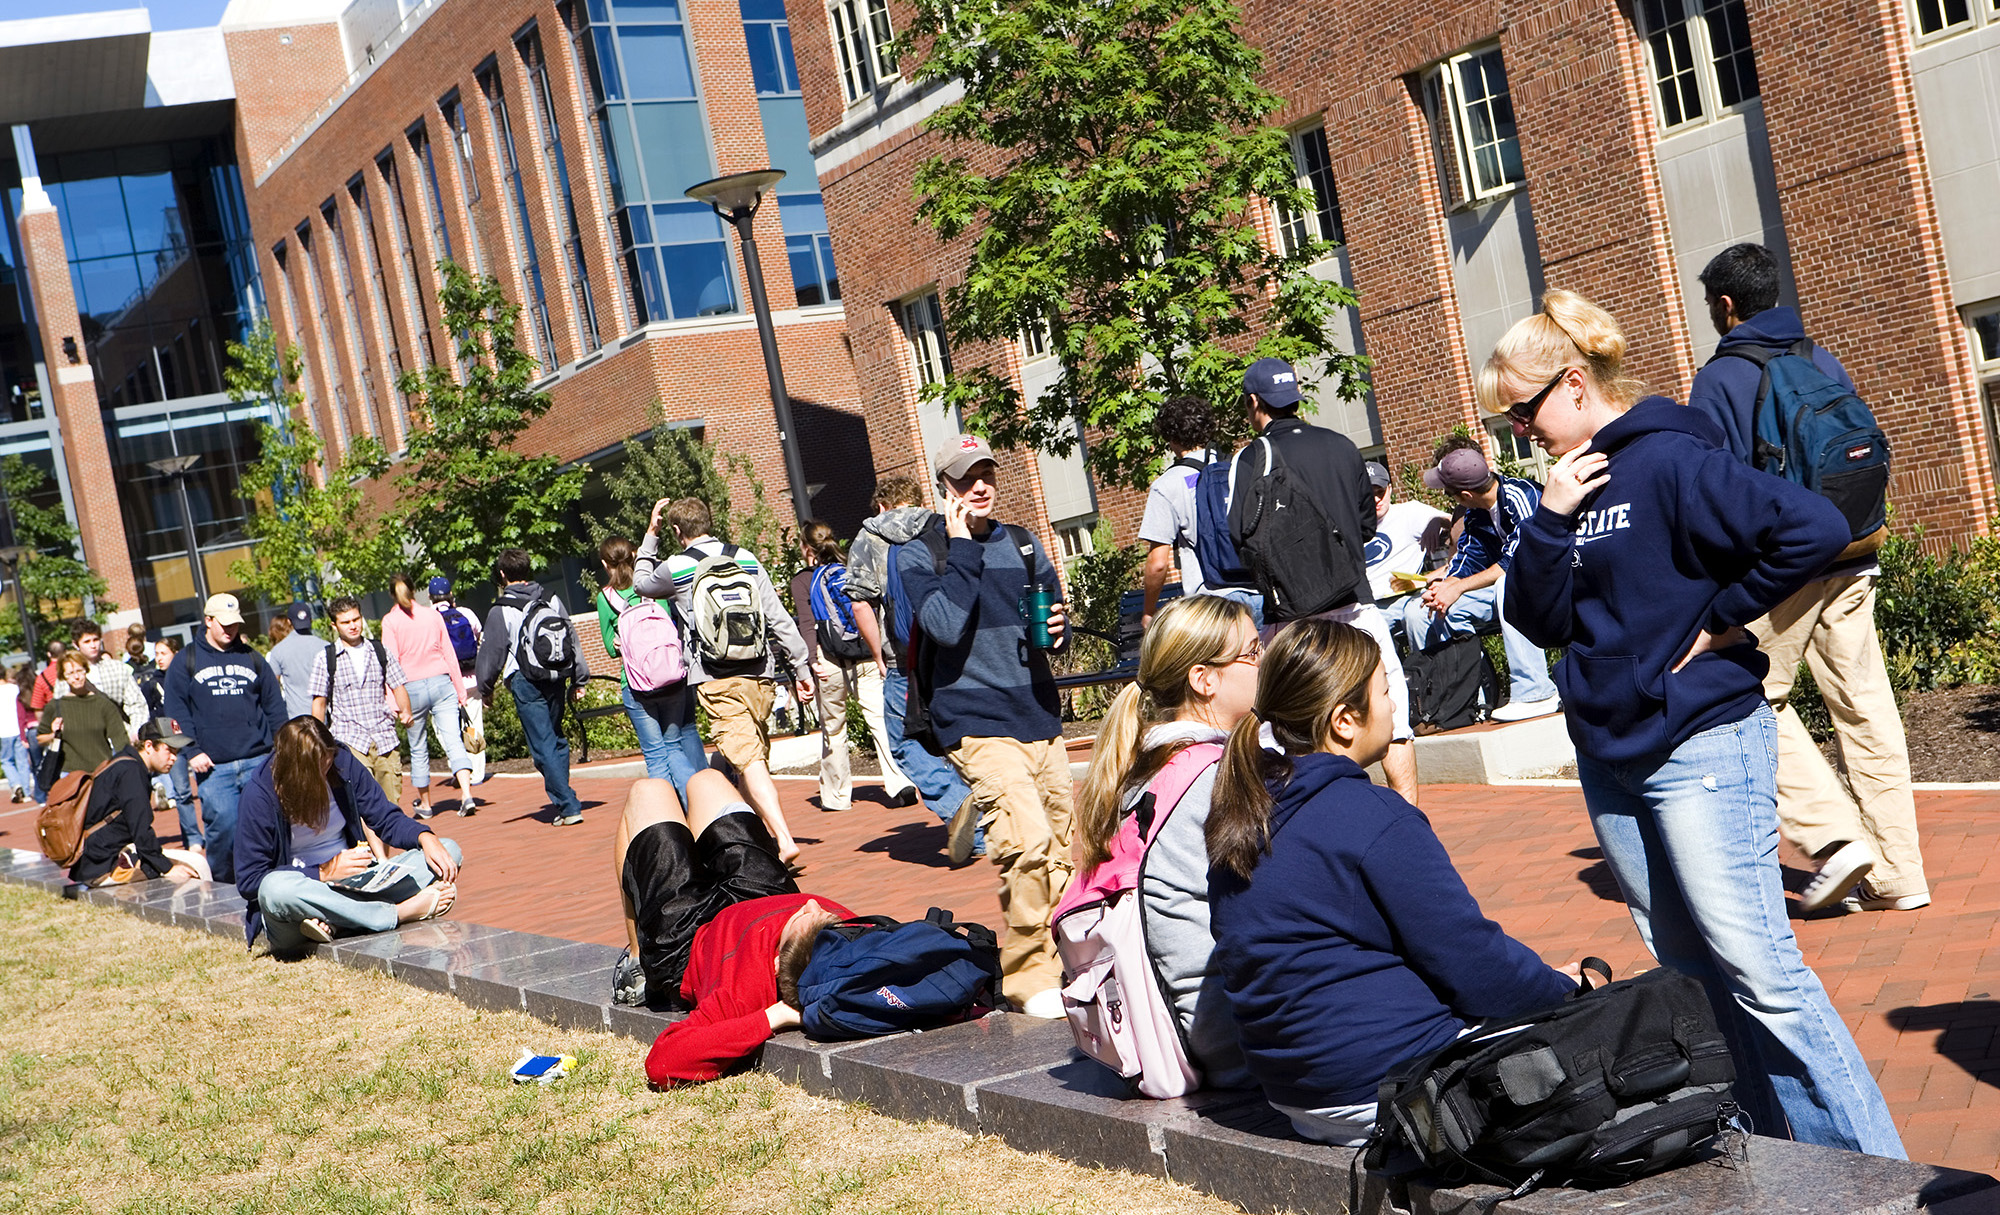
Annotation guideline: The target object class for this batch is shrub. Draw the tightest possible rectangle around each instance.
[1873,526,1989,693]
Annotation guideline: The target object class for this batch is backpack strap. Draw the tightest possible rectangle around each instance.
[1710,343,1789,471]
[1132,742,1224,846]
[1170,455,1207,474]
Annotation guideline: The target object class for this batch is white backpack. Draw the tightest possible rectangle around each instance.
[608,591,687,693]
[685,544,768,667]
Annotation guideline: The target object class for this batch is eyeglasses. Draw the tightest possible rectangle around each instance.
[1505,368,1572,428]
[1214,636,1262,668]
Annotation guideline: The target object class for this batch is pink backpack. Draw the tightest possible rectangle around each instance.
[1051,741,1223,1099]
[609,591,687,693]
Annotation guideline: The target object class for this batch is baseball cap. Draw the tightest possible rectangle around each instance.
[137,716,193,748]
[202,593,244,625]
[1423,448,1495,493]
[1365,461,1391,490]
[286,602,313,632]
[935,433,997,480]
[1242,357,1303,408]
[428,575,453,599]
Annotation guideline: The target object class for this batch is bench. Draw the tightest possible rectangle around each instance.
[1052,585,1181,693]
[569,674,633,765]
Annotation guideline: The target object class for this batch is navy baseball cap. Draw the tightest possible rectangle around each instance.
[428,575,453,598]
[1243,357,1303,408]
[285,602,313,632]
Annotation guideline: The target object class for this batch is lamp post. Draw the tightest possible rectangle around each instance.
[0,545,35,659]
[685,168,813,526]
[147,454,209,606]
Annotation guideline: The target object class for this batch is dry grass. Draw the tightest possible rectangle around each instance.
[0,884,1245,1215]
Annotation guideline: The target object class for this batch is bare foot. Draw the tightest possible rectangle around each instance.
[395,882,456,924]
[777,841,802,865]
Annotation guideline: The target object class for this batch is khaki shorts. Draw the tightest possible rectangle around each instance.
[697,677,775,769]
[349,742,403,804]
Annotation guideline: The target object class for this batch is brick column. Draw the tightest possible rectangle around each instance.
[14,204,142,615]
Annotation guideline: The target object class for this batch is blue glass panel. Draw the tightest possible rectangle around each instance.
[619,26,696,99]
[632,245,667,322]
[74,255,143,322]
[817,233,839,300]
[602,105,640,203]
[592,28,625,100]
[661,242,734,317]
[631,100,714,198]
[611,0,681,16]
[738,0,786,18]
[777,25,799,92]
[786,233,822,307]
[622,204,652,245]
[757,97,816,184]
[651,200,723,243]
[119,172,181,254]
[57,177,135,259]
[776,193,827,235]
[587,0,610,20]
[745,25,784,95]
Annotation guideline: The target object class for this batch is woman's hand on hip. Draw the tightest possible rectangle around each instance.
[1671,626,1750,673]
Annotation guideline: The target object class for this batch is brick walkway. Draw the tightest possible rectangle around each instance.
[3,758,1991,1176]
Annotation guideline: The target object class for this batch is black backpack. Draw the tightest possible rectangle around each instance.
[1366,964,1738,1200]
[1404,634,1499,735]
[513,593,574,684]
[1231,436,1363,619]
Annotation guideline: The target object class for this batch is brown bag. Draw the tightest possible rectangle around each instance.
[36,755,131,866]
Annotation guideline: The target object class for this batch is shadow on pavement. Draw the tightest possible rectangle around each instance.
[1888,1001,2000,1086]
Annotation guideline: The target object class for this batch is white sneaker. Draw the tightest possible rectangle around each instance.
[1021,989,1066,1020]
[1799,840,1877,913]
[1491,695,1562,723]
[1842,890,1931,913]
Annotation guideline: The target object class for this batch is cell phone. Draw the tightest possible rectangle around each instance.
[509,1049,577,1084]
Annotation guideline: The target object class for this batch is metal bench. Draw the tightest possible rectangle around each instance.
[1052,585,1181,692]
[568,673,630,765]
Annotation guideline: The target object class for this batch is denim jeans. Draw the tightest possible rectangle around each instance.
[1205,586,1264,628]
[0,735,30,798]
[509,672,581,817]
[154,750,195,846]
[257,839,462,953]
[881,664,980,851]
[405,673,473,789]
[1578,706,1905,1157]
[196,753,265,885]
[621,682,705,794]
[1400,576,1556,703]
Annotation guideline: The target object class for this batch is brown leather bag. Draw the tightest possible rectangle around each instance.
[36,755,133,866]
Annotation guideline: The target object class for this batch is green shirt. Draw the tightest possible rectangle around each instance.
[38,684,130,774]
[596,586,669,688]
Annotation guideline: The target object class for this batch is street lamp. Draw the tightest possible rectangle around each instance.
[686,168,814,526]
[147,454,209,607]
[0,544,35,659]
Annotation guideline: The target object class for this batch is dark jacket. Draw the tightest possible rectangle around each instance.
[1505,397,1849,763]
[1225,415,1377,618]
[234,745,433,945]
[68,749,169,884]
[1686,306,1854,465]
[1209,753,1574,1109]
[162,634,287,766]
[474,581,589,699]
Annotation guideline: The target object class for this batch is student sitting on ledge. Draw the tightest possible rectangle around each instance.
[1207,620,1578,1145]
[235,716,461,953]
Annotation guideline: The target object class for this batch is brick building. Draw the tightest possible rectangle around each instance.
[784,0,2000,554]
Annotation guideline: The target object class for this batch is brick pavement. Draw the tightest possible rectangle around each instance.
[2,763,1992,1175]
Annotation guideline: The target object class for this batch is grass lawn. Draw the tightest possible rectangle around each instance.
[0,884,1242,1215]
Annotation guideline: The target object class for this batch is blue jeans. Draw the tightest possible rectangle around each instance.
[881,664,981,852]
[622,683,705,794]
[509,672,581,817]
[0,735,30,798]
[258,839,462,953]
[405,673,473,789]
[1400,577,1556,703]
[1205,586,1264,628]
[196,754,265,886]
[1579,706,1905,1157]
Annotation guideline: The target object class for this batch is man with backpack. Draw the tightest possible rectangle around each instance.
[790,521,916,813]
[430,577,487,785]
[634,499,811,862]
[474,549,591,826]
[310,596,415,803]
[1689,242,1927,915]
[53,717,208,887]
[1138,395,1219,628]
[164,593,288,885]
[1226,358,1417,801]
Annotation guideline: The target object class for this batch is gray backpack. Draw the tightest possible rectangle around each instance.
[685,544,768,667]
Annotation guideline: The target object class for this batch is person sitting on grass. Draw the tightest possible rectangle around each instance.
[234,716,461,955]
[66,718,209,887]
[609,768,850,1087]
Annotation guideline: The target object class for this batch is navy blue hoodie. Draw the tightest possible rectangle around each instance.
[163,633,288,766]
[1687,305,1854,464]
[1505,397,1849,763]
[1209,753,1574,1109]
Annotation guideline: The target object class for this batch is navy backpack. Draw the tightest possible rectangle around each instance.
[1194,459,1258,590]
[797,908,1002,1039]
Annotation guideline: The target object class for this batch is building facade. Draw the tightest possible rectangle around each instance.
[785,0,2000,553]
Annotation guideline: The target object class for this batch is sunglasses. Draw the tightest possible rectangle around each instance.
[1506,368,1573,428]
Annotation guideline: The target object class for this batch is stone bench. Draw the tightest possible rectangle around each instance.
[4,849,1992,1215]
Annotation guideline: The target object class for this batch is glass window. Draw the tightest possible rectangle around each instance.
[1914,0,1973,33]
[828,0,896,104]
[1635,0,1759,128]
[1972,307,1999,365]
[1451,48,1523,198]
[1275,125,1343,255]
[409,124,454,261]
[1637,0,1704,127]
[620,27,698,98]
[376,151,434,371]
[522,27,602,354]
[903,291,949,387]
[349,177,409,443]
[742,0,801,96]
[631,100,714,200]
[1702,1,1758,106]
[780,194,839,308]
[482,68,557,370]
[291,224,350,453]
[319,200,379,434]
[440,92,486,271]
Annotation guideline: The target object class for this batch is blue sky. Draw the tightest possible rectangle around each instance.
[13,1,234,31]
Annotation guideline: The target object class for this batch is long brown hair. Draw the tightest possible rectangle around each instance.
[271,716,339,830]
[391,572,416,611]
[599,535,637,591]
[1075,595,1250,869]
[800,519,842,567]
[1207,620,1381,880]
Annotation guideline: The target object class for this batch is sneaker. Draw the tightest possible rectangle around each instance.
[1021,989,1065,1019]
[9,787,22,803]
[457,797,478,817]
[1842,890,1932,913]
[886,788,920,809]
[1491,695,1562,723]
[412,801,434,821]
[552,810,584,827]
[945,799,979,865]
[612,948,647,1006]
[1799,840,1877,913]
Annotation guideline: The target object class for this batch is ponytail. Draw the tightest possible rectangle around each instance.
[1076,682,1146,870]
[1208,709,1284,880]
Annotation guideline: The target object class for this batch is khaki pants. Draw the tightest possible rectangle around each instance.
[698,677,775,769]
[813,656,914,809]
[1754,574,1928,899]
[350,742,403,806]
[949,735,1075,1006]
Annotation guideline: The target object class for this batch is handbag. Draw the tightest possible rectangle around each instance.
[462,723,486,754]
[36,735,64,792]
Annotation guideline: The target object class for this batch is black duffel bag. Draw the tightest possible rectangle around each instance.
[1365,961,1740,1201]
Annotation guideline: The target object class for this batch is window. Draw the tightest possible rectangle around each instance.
[778,194,840,307]
[1910,0,2000,36]
[1969,304,2000,486]
[903,291,949,387]
[481,66,558,370]
[1021,317,1052,362]
[1633,0,1759,130]
[521,28,602,354]
[376,150,435,370]
[270,241,321,420]
[289,225,350,454]
[408,123,454,263]
[1485,416,1552,483]
[318,199,379,435]
[741,0,801,96]
[347,177,409,444]
[1424,45,1525,204]
[439,91,486,271]
[1275,125,1344,256]
[1973,306,2000,367]
[1057,522,1095,563]
[828,0,896,104]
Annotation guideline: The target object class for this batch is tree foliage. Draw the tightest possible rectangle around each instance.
[395,260,586,583]
[224,320,401,606]
[903,0,1368,489]
[0,456,112,652]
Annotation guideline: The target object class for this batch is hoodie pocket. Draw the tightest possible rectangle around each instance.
[1562,654,1660,745]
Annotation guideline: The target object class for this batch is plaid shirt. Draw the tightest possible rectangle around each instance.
[308,639,407,752]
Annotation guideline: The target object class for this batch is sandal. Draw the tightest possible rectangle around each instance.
[300,918,335,944]
[416,883,456,921]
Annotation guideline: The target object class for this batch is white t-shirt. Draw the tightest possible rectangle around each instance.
[1365,500,1450,602]
[0,682,19,740]
[1138,454,1212,597]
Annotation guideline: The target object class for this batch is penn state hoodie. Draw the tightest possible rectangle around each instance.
[1505,397,1848,763]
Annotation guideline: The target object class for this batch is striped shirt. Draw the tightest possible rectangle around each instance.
[1446,474,1543,579]
[309,639,407,752]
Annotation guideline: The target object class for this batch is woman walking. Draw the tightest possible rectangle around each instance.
[381,573,478,818]
[789,521,914,812]
[1488,289,1903,1156]
[598,536,704,794]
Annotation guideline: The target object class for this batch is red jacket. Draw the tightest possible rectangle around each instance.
[29,660,59,712]
[643,893,853,1087]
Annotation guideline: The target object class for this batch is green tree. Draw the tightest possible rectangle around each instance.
[224,320,401,605]
[903,0,1367,489]
[0,456,114,652]
[395,260,586,583]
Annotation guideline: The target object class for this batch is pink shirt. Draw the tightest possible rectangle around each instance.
[380,603,463,701]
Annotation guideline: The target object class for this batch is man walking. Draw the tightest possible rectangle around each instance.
[267,602,323,720]
[1689,242,1928,914]
[310,595,415,804]
[474,549,590,825]
[163,593,287,884]
[53,620,149,737]
[1226,357,1419,801]
[897,434,1072,1018]
[1138,395,1218,627]
[430,577,487,785]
